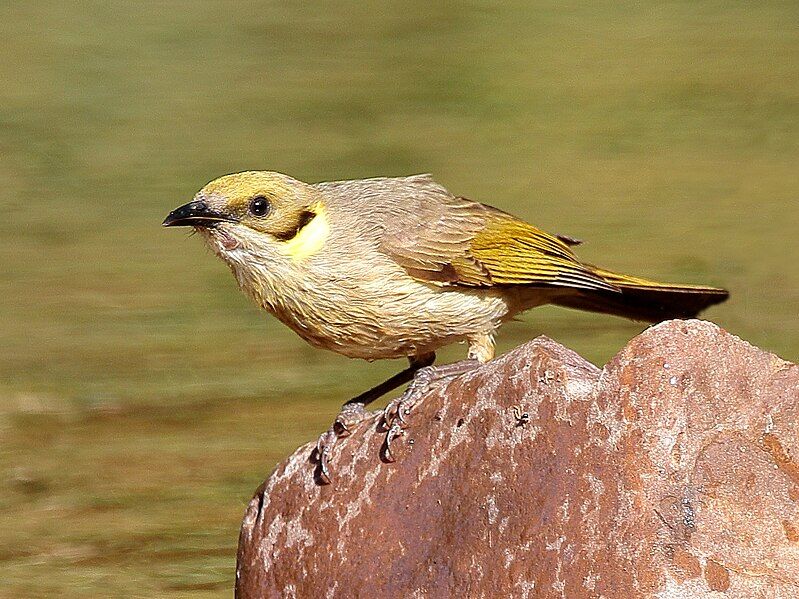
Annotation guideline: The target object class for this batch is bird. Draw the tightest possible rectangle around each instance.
[163,171,728,482]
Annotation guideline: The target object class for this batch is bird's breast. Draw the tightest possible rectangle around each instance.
[226,248,511,360]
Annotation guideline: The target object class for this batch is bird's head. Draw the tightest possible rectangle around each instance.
[163,171,330,264]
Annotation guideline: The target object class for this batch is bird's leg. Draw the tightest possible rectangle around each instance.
[381,358,480,462]
[315,353,435,484]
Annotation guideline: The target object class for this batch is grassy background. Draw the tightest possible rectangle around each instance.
[1,1,797,596]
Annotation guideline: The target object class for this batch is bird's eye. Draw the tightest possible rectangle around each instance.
[249,196,271,217]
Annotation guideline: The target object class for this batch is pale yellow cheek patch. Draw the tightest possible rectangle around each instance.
[282,202,330,261]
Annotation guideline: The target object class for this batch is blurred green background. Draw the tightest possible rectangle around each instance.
[1,1,797,596]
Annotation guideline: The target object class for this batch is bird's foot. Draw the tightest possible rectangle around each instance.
[381,359,479,462]
[315,402,371,484]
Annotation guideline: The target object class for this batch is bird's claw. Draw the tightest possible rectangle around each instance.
[315,429,337,485]
[379,396,410,462]
[383,421,404,462]
[314,402,370,484]
[317,360,479,481]
[380,366,437,459]
[381,397,407,430]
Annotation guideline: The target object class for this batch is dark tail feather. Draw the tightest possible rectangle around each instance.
[551,267,729,323]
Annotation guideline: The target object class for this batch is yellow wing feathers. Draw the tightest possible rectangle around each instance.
[468,217,617,291]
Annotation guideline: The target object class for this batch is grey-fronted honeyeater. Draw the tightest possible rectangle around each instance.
[164,171,728,482]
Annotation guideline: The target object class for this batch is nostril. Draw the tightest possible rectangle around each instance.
[189,201,206,212]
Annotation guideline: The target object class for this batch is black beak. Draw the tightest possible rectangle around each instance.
[162,201,237,227]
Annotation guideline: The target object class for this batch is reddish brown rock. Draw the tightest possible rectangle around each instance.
[236,320,799,598]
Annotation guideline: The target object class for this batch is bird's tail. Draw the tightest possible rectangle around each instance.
[550,266,729,323]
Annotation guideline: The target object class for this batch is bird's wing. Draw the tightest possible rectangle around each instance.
[378,193,493,285]
[379,188,617,292]
[466,206,618,291]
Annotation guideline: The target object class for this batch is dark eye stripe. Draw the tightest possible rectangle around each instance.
[249,196,270,217]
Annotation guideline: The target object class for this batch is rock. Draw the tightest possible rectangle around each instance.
[235,320,799,598]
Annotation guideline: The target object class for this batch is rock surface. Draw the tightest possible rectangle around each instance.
[236,320,799,598]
